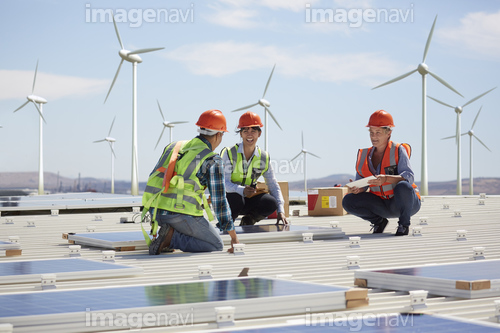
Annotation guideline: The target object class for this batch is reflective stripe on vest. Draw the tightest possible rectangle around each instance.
[142,137,215,217]
[356,141,420,200]
[222,144,269,186]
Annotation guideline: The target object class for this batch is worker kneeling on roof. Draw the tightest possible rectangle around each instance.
[221,111,288,226]
[142,109,239,255]
[343,110,421,236]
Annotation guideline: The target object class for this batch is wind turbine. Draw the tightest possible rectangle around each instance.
[155,100,188,149]
[13,60,47,195]
[372,15,463,196]
[232,64,282,151]
[290,132,320,195]
[428,87,496,195]
[94,117,117,194]
[462,107,491,195]
[104,15,164,196]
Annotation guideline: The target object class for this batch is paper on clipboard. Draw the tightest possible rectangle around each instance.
[346,176,376,188]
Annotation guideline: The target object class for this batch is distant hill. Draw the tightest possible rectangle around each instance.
[0,172,146,195]
[288,174,500,195]
[0,172,499,196]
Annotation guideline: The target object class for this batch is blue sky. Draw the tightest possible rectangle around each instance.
[1,0,499,187]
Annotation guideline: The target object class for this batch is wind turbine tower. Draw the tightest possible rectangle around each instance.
[290,132,320,195]
[442,106,491,195]
[104,16,164,195]
[13,60,47,195]
[465,107,491,195]
[372,15,463,196]
[94,117,117,194]
[428,87,496,195]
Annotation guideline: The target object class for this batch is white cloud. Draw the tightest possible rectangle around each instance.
[0,70,109,101]
[205,0,322,29]
[438,10,500,58]
[215,0,317,12]
[204,5,260,29]
[164,41,403,86]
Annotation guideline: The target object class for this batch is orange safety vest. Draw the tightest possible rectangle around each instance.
[355,141,421,200]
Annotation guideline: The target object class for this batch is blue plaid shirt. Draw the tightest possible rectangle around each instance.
[196,136,235,232]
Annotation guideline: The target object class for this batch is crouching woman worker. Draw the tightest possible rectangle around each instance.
[142,109,239,255]
[342,110,421,236]
[221,111,288,226]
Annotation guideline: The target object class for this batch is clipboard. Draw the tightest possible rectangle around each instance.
[346,176,376,188]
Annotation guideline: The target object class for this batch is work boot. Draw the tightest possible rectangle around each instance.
[240,215,256,226]
[239,214,266,226]
[395,225,409,236]
[149,225,173,255]
[371,218,389,234]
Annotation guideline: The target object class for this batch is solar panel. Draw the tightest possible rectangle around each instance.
[0,241,21,250]
[0,192,141,213]
[206,313,500,332]
[0,240,22,257]
[67,224,344,251]
[354,259,500,298]
[0,277,358,332]
[0,258,143,284]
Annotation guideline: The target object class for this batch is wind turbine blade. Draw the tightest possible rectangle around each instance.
[32,102,46,124]
[427,95,454,109]
[290,152,302,162]
[128,47,165,55]
[232,102,259,112]
[473,135,491,152]
[307,151,321,159]
[155,127,166,149]
[265,107,282,130]
[372,69,417,90]
[93,139,106,143]
[427,71,463,97]
[13,100,29,112]
[32,60,39,94]
[441,135,455,140]
[104,59,124,103]
[422,15,438,63]
[108,116,116,136]
[471,106,482,130]
[462,87,497,108]
[262,64,276,99]
[301,131,304,149]
[157,99,165,121]
[112,16,124,50]
[108,142,117,158]
[170,121,189,125]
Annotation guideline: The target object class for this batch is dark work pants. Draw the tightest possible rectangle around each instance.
[342,181,421,227]
[226,192,278,221]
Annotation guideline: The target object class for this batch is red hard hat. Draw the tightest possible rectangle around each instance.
[366,110,395,128]
[238,111,263,129]
[196,109,229,132]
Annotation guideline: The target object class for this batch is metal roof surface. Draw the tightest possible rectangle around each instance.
[0,194,499,332]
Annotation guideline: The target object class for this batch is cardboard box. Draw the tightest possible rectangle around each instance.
[256,181,289,218]
[308,187,348,216]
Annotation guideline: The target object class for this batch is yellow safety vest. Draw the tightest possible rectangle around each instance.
[141,138,215,243]
[221,144,269,186]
